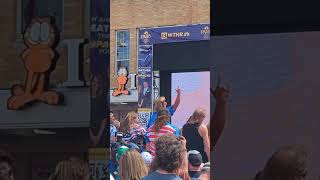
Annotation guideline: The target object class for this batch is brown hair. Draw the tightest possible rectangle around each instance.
[186,108,206,124]
[119,149,149,180]
[49,158,89,180]
[262,145,308,180]
[119,111,139,133]
[154,134,186,173]
[153,108,170,132]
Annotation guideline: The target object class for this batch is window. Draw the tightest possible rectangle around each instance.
[116,30,130,73]
[22,0,63,33]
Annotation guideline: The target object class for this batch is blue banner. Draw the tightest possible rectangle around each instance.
[90,0,109,149]
[139,24,210,45]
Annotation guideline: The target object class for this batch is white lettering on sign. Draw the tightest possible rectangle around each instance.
[91,24,109,33]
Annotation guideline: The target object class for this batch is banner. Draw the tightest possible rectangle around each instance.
[138,24,210,45]
[89,0,109,154]
[89,148,109,180]
[137,24,210,127]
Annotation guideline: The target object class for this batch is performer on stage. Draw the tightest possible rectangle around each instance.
[146,87,181,129]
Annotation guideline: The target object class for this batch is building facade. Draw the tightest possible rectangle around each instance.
[109,0,210,115]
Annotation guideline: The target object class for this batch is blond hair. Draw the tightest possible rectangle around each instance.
[119,111,139,133]
[119,149,149,180]
[187,108,206,124]
[49,158,89,180]
[154,96,166,112]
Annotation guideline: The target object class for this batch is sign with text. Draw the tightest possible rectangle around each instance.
[139,24,210,45]
[90,0,109,152]
[137,24,210,127]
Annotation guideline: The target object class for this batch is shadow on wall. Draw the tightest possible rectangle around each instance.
[154,32,320,179]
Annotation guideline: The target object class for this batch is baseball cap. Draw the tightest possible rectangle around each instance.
[188,150,203,167]
[116,146,129,161]
[140,151,153,166]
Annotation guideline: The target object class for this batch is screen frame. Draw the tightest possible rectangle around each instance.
[158,67,214,124]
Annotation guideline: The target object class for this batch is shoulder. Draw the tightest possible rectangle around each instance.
[198,124,208,135]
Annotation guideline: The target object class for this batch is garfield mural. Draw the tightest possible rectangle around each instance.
[7,17,62,110]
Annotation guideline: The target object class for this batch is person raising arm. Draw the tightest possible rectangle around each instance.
[146,87,182,129]
[209,77,230,150]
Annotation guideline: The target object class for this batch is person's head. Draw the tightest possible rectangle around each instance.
[153,108,170,132]
[0,150,14,180]
[49,158,90,180]
[140,151,153,167]
[259,145,308,180]
[188,150,203,170]
[143,81,149,88]
[110,111,115,123]
[119,111,139,133]
[199,162,210,180]
[154,134,187,173]
[154,96,167,112]
[117,146,129,162]
[119,149,149,180]
[187,108,207,124]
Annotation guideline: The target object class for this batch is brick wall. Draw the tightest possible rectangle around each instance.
[110,0,210,87]
[0,0,86,89]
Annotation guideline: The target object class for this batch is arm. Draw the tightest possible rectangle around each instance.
[172,87,181,111]
[138,99,144,108]
[199,124,210,159]
[210,86,229,149]
[21,49,31,61]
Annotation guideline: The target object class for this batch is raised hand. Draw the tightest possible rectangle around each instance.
[176,86,182,95]
[211,75,230,103]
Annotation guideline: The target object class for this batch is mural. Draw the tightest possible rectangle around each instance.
[7,17,62,110]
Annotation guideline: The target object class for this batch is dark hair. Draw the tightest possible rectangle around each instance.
[0,149,15,170]
[154,134,185,173]
[262,145,308,180]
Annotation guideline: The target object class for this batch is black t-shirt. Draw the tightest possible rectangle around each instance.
[182,123,208,162]
[141,171,182,180]
[189,171,201,179]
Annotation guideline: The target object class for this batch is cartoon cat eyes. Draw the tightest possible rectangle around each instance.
[118,67,128,76]
[25,20,53,45]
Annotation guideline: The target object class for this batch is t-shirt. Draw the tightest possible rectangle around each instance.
[189,171,201,179]
[146,124,180,156]
[110,124,117,140]
[147,106,175,129]
[141,171,182,180]
[122,125,146,143]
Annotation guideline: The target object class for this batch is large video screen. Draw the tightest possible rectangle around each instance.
[171,71,210,128]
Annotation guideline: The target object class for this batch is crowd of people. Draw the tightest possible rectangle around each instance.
[108,85,228,180]
[0,83,311,180]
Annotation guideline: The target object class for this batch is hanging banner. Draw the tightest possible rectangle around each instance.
[137,24,210,128]
[89,148,109,180]
[90,0,109,152]
[139,24,210,45]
